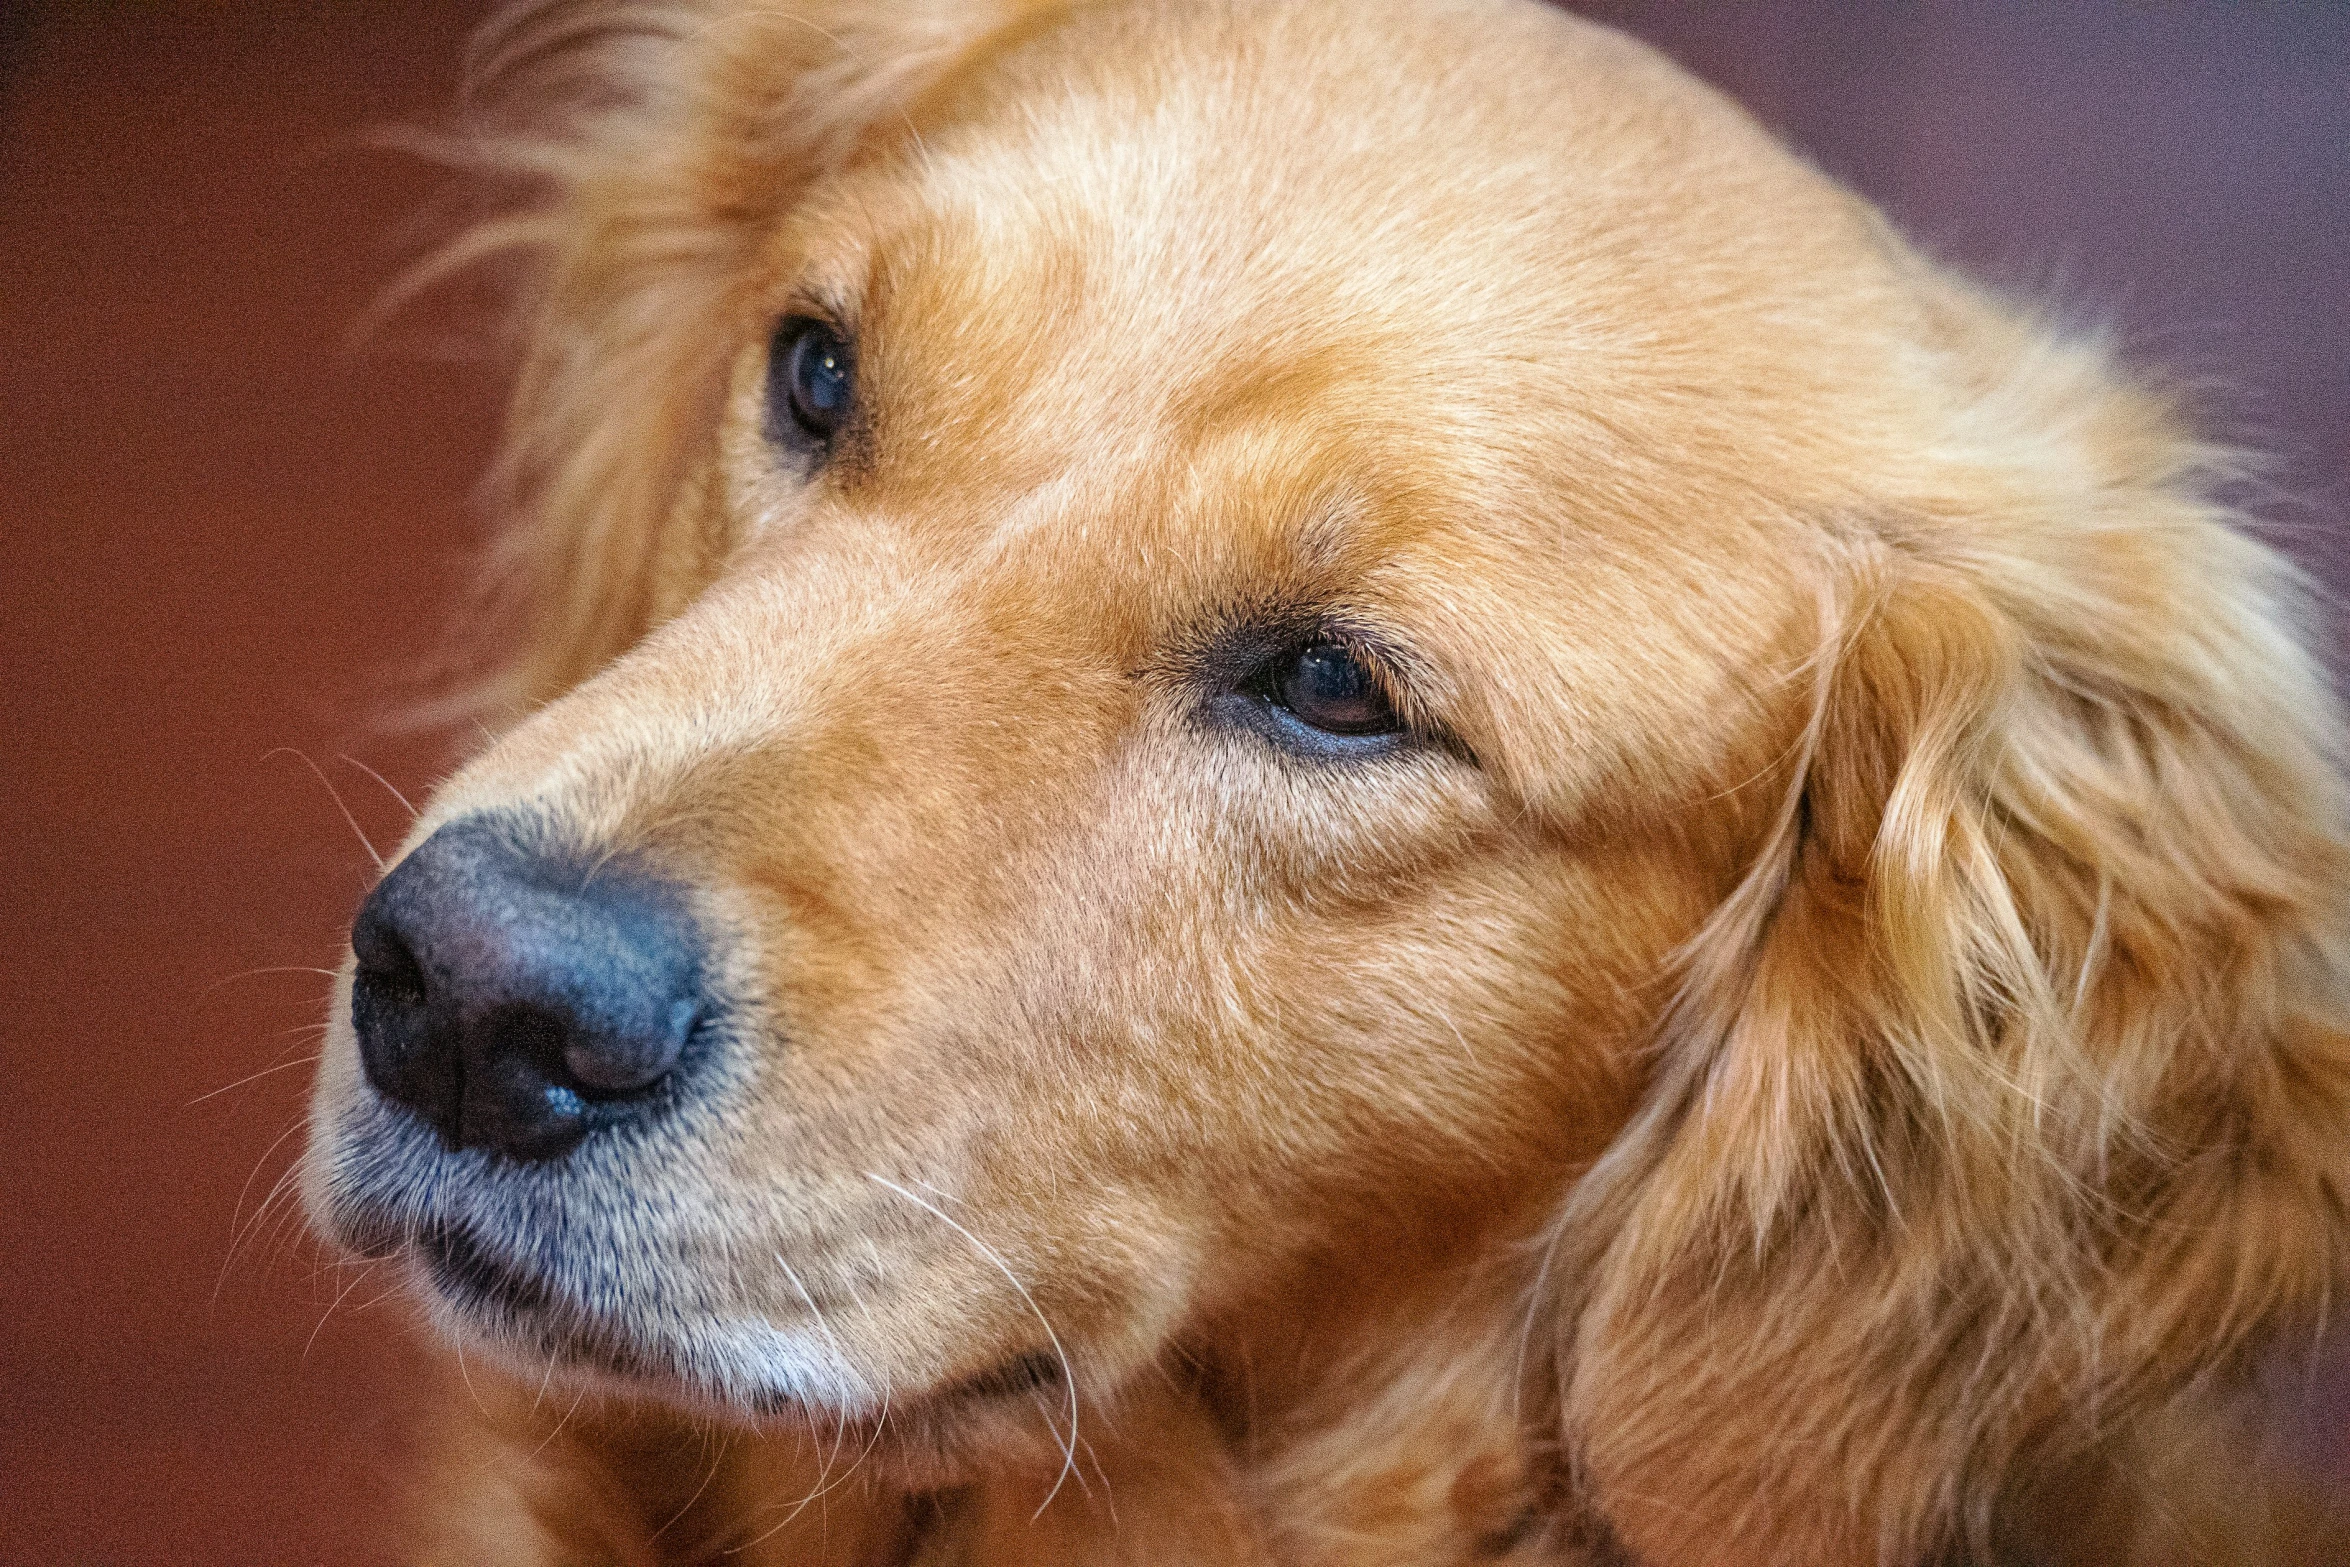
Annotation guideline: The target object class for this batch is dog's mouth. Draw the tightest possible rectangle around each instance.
[400,1213,1069,1435]
[936,1347,1064,1403]
[407,1217,681,1384]
[418,1219,557,1319]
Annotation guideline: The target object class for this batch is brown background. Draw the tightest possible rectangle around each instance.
[3,6,2344,1563]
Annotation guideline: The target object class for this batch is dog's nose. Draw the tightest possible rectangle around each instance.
[348,817,707,1161]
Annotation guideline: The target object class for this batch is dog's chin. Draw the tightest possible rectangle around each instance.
[373,1212,1082,1483]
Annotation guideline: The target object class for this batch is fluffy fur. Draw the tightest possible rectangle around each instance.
[304,2,2350,1562]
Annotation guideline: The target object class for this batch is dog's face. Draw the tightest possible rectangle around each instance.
[303,0,2350,1544]
[311,0,1829,1453]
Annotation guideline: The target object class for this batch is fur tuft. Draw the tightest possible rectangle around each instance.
[401,0,1064,717]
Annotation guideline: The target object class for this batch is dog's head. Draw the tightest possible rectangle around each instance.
[305,0,2350,1556]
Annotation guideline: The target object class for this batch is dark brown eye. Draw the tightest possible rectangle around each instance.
[1273,642,1399,735]
[767,316,854,443]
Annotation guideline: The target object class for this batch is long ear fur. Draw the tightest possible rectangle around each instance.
[1545,280,2350,1565]
[418,0,1062,714]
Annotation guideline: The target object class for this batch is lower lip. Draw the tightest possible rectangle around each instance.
[412,1224,671,1385]
[941,1348,1064,1402]
[417,1220,557,1318]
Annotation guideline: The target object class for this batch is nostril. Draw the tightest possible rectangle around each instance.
[353,923,427,1011]
[562,997,699,1095]
[349,895,450,1136]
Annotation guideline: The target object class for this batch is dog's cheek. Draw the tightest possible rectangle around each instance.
[1017,781,1668,1231]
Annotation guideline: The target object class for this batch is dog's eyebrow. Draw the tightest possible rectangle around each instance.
[1178,594,1431,672]
[776,284,858,333]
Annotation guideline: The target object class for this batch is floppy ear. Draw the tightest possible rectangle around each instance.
[1545,287,2350,1565]
[430,0,1063,713]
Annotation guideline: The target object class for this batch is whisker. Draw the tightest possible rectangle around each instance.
[203,964,343,994]
[727,1373,895,1554]
[713,1232,883,1535]
[305,1258,379,1361]
[1077,1432,1117,1528]
[526,1343,561,1419]
[454,1339,494,1423]
[346,1271,415,1315]
[864,1172,1082,1516]
[757,1251,900,1533]
[216,1115,313,1303]
[526,1381,591,1460]
[775,1252,868,1404]
[265,746,386,871]
[223,1165,310,1298]
[188,1052,323,1107]
[339,753,421,820]
[648,1425,732,1544]
[773,1251,859,1500]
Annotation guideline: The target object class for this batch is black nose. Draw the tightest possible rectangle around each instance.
[349,817,707,1161]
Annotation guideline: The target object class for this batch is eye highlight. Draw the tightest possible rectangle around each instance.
[767,316,854,445]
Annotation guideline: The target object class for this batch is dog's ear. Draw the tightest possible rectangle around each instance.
[434,0,1062,714]
[1545,281,2350,1564]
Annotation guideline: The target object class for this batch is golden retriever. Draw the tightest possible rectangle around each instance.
[302,1,2350,1561]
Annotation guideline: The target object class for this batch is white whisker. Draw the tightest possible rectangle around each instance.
[204,964,343,992]
[864,1172,1082,1516]
[648,1426,732,1544]
[216,1115,312,1303]
[339,752,420,820]
[188,1052,323,1107]
[266,746,386,871]
[524,1382,592,1462]
[305,1258,378,1361]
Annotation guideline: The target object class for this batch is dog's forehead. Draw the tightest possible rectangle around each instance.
[752,0,1934,803]
[806,0,1920,537]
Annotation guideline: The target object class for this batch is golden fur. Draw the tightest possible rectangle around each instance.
[305,1,2350,1561]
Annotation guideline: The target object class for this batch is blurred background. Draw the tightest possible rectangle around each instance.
[2,5,2343,1562]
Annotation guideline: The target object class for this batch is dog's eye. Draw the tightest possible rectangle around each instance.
[1270,642,1399,736]
[768,316,854,444]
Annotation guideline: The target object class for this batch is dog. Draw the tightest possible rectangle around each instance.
[301,1,2350,1561]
